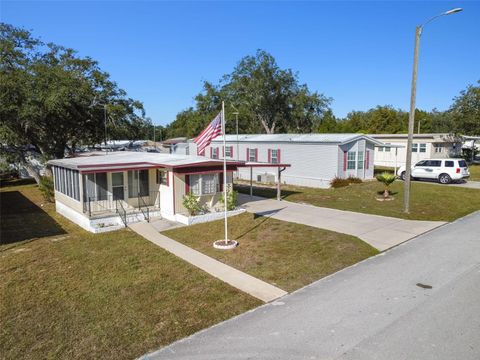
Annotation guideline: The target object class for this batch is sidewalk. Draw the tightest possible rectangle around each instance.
[129,221,288,303]
[238,194,445,251]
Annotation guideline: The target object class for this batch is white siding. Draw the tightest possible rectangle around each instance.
[190,139,374,188]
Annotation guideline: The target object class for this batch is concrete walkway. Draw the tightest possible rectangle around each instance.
[238,194,445,251]
[129,221,288,303]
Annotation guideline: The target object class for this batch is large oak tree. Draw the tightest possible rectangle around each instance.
[0,23,148,182]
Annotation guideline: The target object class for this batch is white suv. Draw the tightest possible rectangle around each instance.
[397,158,470,184]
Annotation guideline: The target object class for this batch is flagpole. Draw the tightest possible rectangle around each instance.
[222,101,228,244]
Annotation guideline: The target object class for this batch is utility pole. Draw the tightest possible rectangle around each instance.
[403,8,463,214]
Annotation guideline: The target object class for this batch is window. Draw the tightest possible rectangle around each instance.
[54,166,80,201]
[435,145,443,153]
[419,143,426,153]
[211,147,219,159]
[357,151,364,170]
[189,175,201,195]
[415,160,427,167]
[347,151,356,170]
[384,143,391,152]
[378,146,384,152]
[156,170,168,185]
[225,146,232,158]
[188,174,218,196]
[412,143,418,152]
[426,160,441,167]
[270,149,279,164]
[459,160,467,168]
[248,148,257,162]
[201,174,217,195]
[445,161,454,167]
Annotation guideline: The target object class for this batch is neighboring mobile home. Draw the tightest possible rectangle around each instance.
[48,152,238,233]
[371,133,462,168]
[185,134,383,188]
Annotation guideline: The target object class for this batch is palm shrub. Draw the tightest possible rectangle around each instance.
[375,172,396,199]
[219,189,238,211]
[182,192,202,216]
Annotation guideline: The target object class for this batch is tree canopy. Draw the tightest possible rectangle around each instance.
[0,23,150,181]
[166,50,332,138]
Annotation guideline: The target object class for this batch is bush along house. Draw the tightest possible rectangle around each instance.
[48,152,242,233]
[185,134,384,188]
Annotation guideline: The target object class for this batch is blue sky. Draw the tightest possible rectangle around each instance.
[2,1,479,125]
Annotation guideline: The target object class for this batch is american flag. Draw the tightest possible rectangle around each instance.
[194,112,223,155]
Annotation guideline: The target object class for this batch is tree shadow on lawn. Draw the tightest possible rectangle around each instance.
[0,191,66,245]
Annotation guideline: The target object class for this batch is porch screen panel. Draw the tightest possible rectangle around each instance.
[128,171,138,198]
[83,174,96,201]
[139,170,149,196]
[96,172,108,201]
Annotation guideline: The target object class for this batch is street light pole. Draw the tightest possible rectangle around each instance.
[403,8,462,214]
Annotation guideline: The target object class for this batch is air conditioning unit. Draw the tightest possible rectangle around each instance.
[257,173,275,183]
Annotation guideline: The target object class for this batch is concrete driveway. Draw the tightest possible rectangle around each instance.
[237,194,445,251]
[144,211,480,360]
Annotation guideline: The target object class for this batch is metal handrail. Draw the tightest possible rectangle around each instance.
[137,193,150,223]
[83,190,159,217]
[116,200,127,227]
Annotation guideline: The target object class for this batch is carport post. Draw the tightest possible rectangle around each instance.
[250,167,253,198]
[277,167,281,201]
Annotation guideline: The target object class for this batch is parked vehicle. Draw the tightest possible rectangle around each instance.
[397,158,470,184]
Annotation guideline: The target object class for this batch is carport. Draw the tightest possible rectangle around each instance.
[236,162,291,201]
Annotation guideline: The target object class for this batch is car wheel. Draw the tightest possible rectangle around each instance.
[401,171,406,181]
[439,173,451,184]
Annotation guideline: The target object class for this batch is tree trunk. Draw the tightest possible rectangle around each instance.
[24,162,41,184]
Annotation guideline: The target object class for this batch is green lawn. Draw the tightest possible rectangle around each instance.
[235,180,480,222]
[469,164,480,181]
[163,212,378,292]
[0,181,260,360]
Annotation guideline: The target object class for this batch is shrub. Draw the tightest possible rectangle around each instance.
[39,176,54,202]
[330,177,350,188]
[219,189,238,211]
[330,176,363,188]
[182,192,202,216]
[347,176,362,184]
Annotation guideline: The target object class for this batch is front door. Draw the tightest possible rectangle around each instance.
[112,172,125,200]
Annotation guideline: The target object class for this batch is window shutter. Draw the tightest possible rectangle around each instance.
[166,171,169,186]
[185,174,190,194]
[246,148,249,161]
[366,151,369,169]
[218,173,223,192]
[210,147,212,158]
[230,146,233,158]
[255,148,258,162]
[268,149,271,163]
[277,149,281,163]
[222,146,224,157]
[343,151,347,171]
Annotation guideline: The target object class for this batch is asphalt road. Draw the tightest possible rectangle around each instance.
[145,211,480,360]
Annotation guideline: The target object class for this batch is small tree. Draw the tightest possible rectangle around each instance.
[39,176,54,202]
[376,172,396,199]
[182,192,202,216]
[220,189,238,211]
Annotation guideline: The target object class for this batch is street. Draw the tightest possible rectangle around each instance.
[145,211,480,360]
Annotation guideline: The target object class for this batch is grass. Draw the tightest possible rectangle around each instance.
[0,180,261,360]
[163,212,378,292]
[235,180,480,222]
[469,164,480,181]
